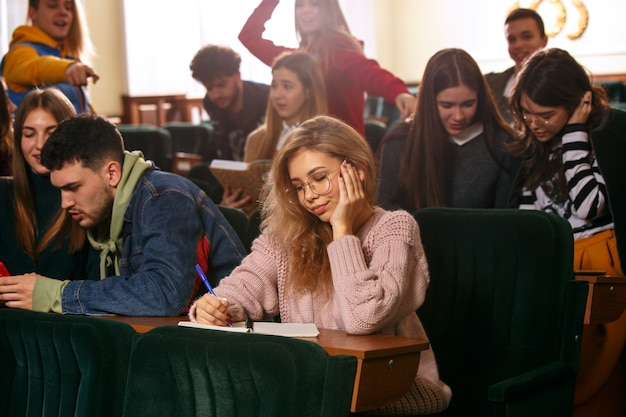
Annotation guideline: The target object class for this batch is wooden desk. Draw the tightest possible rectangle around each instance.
[100,316,428,413]
[575,274,626,324]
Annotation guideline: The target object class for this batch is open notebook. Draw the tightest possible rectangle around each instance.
[178,321,319,338]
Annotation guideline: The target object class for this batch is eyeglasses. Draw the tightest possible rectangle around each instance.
[521,112,553,127]
[289,168,341,202]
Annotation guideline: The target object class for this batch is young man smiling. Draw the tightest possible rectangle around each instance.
[485,8,548,124]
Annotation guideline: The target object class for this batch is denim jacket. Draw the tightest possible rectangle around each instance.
[61,169,247,316]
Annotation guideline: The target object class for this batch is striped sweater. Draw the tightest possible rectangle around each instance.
[519,124,613,239]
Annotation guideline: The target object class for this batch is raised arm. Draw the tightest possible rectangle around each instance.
[238,0,295,66]
[324,38,413,117]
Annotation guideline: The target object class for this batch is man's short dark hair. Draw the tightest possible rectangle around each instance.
[505,8,546,38]
[41,114,125,172]
[190,45,241,84]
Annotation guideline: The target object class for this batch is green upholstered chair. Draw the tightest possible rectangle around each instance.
[364,119,387,154]
[117,124,173,171]
[246,209,262,250]
[121,325,357,417]
[0,309,136,417]
[363,95,401,128]
[187,163,225,204]
[590,110,626,268]
[163,121,215,160]
[412,208,588,417]
[217,205,251,252]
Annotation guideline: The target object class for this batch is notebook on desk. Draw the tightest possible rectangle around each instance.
[178,320,319,338]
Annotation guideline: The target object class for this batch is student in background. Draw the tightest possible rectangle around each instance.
[220,51,328,213]
[238,0,414,137]
[1,0,99,114]
[377,48,519,211]
[0,79,15,176]
[0,114,247,316]
[0,88,95,280]
[485,8,547,125]
[190,44,269,162]
[244,51,327,162]
[189,115,452,416]
[508,47,625,417]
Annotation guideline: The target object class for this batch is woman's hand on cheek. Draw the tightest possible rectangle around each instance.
[330,159,367,239]
[568,91,593,125]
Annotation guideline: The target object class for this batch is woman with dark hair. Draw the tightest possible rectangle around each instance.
[0,88,94,281]
[508,48,621,275]
[508,47,626,417]
[0,79,15,176]
[377,48,519,211]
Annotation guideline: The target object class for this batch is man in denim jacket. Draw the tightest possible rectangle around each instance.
[0,114,247,316]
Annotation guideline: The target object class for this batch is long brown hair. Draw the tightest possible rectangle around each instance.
[0,80,13,169]
[508,48,609,191]
[395,48,515,210]
[261,115,376,295]
[295,0,362,69]
[252,51,327,161]
[12,89,85,259]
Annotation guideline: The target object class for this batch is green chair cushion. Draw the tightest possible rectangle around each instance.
[413,208,586,417]
[0,309,136,417]
[122,325,357,417]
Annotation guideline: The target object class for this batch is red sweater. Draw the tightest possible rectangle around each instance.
[239,0,409,136]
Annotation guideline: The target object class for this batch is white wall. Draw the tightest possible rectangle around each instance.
[373,0,626,84]
[6,0,620,117]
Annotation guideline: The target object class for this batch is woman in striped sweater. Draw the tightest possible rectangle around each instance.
[508,47,626,417]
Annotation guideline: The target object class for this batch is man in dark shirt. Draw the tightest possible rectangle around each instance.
[485,8,547,125]
[190,44,269,161]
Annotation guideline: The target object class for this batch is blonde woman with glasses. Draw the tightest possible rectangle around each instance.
[189,115,451,416]
[508,48,626,417]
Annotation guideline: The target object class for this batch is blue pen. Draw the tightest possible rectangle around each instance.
[195,264,232,327]
[195,264,216,296]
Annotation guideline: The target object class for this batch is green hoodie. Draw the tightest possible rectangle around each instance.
[32,152,152,313]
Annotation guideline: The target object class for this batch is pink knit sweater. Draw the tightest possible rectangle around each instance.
[191,208,451,415]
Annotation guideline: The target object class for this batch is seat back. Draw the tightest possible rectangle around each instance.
[363,95,401,127]
[217,205,251,252]
[364,119,387,154]
[117,124,173,171]
[413,208,586,416]
[590,110,626,269]
[0,309,136,417]
[122,326,357,417]
[246,209,262,250]
[163,121,215,160]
